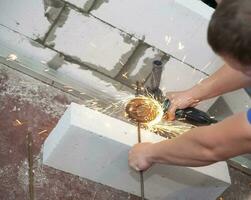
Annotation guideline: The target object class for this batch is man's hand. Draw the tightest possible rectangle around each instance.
[166,91,200,120]
[128,142,154,171]
[165,64,251,121]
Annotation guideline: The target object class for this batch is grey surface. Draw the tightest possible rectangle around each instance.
[218,165,251,200]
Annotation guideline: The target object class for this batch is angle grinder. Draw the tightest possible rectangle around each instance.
[147,60,217,126]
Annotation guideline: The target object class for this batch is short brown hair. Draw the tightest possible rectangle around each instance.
[208,0,251,66]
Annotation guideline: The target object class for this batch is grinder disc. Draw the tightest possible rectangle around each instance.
[125,96,163,124]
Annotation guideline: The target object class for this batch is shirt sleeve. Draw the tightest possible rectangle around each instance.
[247,109,251,124]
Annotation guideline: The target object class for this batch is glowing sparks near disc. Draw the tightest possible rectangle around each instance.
[150,122,194,138]
[124,95,194,139]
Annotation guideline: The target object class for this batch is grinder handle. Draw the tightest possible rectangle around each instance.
[163,99,217,125]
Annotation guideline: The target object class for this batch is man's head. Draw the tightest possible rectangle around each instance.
[208,0,251,72]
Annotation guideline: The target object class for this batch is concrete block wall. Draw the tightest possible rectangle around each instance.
[0,0,223,110]
[0,27,132,103]
[0,0,64,40]
[45,8,139,77]
[91,0,224,73]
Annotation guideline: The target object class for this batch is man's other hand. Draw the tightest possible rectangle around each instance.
[128,143,154,171]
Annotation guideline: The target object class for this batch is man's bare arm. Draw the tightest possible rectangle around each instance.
[190,64,251,101]
[129,112,251,170]
[166,65,251,119]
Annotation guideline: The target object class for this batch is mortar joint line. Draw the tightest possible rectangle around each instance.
[87,0,100,13]
[42,43,135,91]
[89,13,136,38]
[41,3,67,45]
[114,41,145,80]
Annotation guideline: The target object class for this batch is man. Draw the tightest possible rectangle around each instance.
[129,0,251,171]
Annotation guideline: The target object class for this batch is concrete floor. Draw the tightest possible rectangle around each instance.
[1,64,251,200]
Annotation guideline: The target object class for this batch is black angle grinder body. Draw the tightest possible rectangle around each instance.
[162,99,217,125]
[147,59,217,126]
[146,83,217,125]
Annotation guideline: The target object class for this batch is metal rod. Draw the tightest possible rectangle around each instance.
[137,122,145,200]
[136,81,141,97]
[136,81,145,200]
[137,122,142,143]
[27,132,34,200]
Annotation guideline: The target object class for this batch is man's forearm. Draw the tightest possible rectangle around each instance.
[148,112,251,167]
[188,64,251,102]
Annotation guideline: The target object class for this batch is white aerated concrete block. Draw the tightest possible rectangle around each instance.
[57,62,132,100]
[158,58,217,111]
[49,9,138,77]
[0,0,63,39]
[0,26,57,64]
[65,0,95,11]
[43,103,230,200]
[92,0,223,74]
